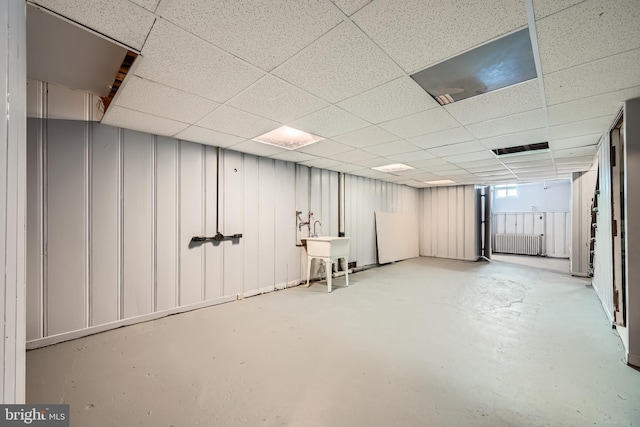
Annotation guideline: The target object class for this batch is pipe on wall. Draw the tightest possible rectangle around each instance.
[338,172,345,237]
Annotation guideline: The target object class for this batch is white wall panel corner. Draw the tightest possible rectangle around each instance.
[46,120,87,334]
[456,186,465,259]
[90,123,120,325]
[223,150,244,295]
[179,141,205,305]
[26,119,43,340]
[295,164,311,243]
[328,170,339,237]
[242,154,260,294]
[156,136,179,310]
[122,129,154,318]
[258,157,276,290]
[571,169,598,275]
[274,160,298,286]
[464,185,479,261]
[204,146,222,300]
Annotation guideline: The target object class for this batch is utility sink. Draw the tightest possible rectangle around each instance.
[303,237,350,293]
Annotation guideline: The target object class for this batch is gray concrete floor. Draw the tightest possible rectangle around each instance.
[27,257,639,427]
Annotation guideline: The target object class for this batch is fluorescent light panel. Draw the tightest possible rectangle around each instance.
[425,179,456,185]
[372,163,415,173]
[253,126,324,150]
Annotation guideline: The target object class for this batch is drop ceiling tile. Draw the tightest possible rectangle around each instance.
[550,133,601,150]
[296,140,354,157]
[442,150,495,163]
[175,125,244,147]
[536,0,640,74]
[466,109,547,139]
[405,158,451,169]
[444,80,542,125]
[533,0,584,19]
[547,86,640,125]
[407,127,475,149]
[507,160,554,169]
[102,106,188,136]
[195,106,279,139]
[363,140,419,156]
[327,163,365,173]
[417,163,462,173]
[390,168,426,177]
[331,0,372,15]
[548,117,610,140]
[408,172,442,181]
[130,0,159,11]
[352,157,395,168]
[114,76,219,124]
[397,179,429,187]
[428,141,488,157]
[380,108,459,139]
[555,155,596,165]
[228,75,328,123]
[289,106,370,139]
[351,169,391,180]
[433,168,470,176]
[352,0,527,73]
[135,20,264,103]
[544,48,640,105]
[33,0,155,50]
[300,158,344,169]
[333,125,399,148]
[479,128,549,150]
[269,151,317,163]
[227,140,285,157]
[329,149,378,163]
[337,77,439,124]
[457,159,504,169]
[387,150,435,163]
[273,23,403,103]
[500,152,552,163]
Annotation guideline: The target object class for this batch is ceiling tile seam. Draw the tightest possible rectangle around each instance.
[284,104,378,135]
[139,16,157,51]
[550,114,619,130]
[541,46,640,78]
[27,1,145,53]
[533,0,589,21]
[546,84,640,109]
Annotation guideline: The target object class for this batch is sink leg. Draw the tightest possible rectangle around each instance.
[306,256,312,287]
[344,257,349,287]
[326,259,332,293]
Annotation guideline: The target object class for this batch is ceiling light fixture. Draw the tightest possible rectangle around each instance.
[372,163,415,173]
[424,179,456,186]
[435,94,455,105]
[253,126,324,150]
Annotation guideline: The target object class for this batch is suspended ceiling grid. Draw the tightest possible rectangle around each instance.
[28,0,640,187]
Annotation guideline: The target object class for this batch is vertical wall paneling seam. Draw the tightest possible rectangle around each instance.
[152,135,157,312]
[176,140,181,306]
[201,144,205,301]
[118,128,124,320]
[85,120,92,327]
[40,83,48,337]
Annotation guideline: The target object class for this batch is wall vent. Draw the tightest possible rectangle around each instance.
[492,142,549,157]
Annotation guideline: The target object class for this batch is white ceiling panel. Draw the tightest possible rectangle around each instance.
[547,86,640,126]
[337,76,439,123]
[114,75,218,124]
[428,140,488,157]
[102,106,189,136]
[333,125,399,148]
[331,0,372,16]
[457,159,504,169]
[408,127,475,150]
[349,157,393,168]
[479,128,549,150]
[442,150,495,163]
[533,0,585,20]
[228,75,328,123]
[536,0,640,74]
[160,0,341,71]
[135,20,265,103]
[550,133,601,150]
[363,140,420,156]
[544,48,640,105]
[387,150,435,163]
[380,108,459,139]
[351,169,391,180]
[175,125,245,147]
[32,0,156,50]
[227,140,285,157]
[273,23,403,103]
[326,163,365,173]
[130,0,159,11]
[352,0,527,73]
[269,151,318,163]
[331,149,378,163]
[555,155,595,165]
[499,152,553,163]
[444,80,542,125]
[288,106,369,138]
[300,158,344,169]
[466,109,547,139]
[195,106,279,139]
[549,117,610,140]
[405,158,451,169]
[296,139,354,157]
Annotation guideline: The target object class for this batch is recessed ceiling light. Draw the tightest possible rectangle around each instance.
[425,179,456,185]
[253,126,324,150]
[372,163,415,173]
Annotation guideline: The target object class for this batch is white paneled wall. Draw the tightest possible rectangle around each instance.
[419,186,480,261]
[27,78,103,121]
[571,166,598,276]
[492,212,571,258]
[592,134,615,322]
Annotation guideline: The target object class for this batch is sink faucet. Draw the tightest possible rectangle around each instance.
[313,220,322,237]
[297,211,313,234]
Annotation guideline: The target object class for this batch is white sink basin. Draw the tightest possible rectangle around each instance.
[304,237,350,293]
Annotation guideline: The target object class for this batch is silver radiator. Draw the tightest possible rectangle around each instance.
[494,234,541,256]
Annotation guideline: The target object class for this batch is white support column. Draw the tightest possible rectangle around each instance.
[1,0,27,404]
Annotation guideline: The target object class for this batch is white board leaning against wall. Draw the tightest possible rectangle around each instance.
[375,212,419,264]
